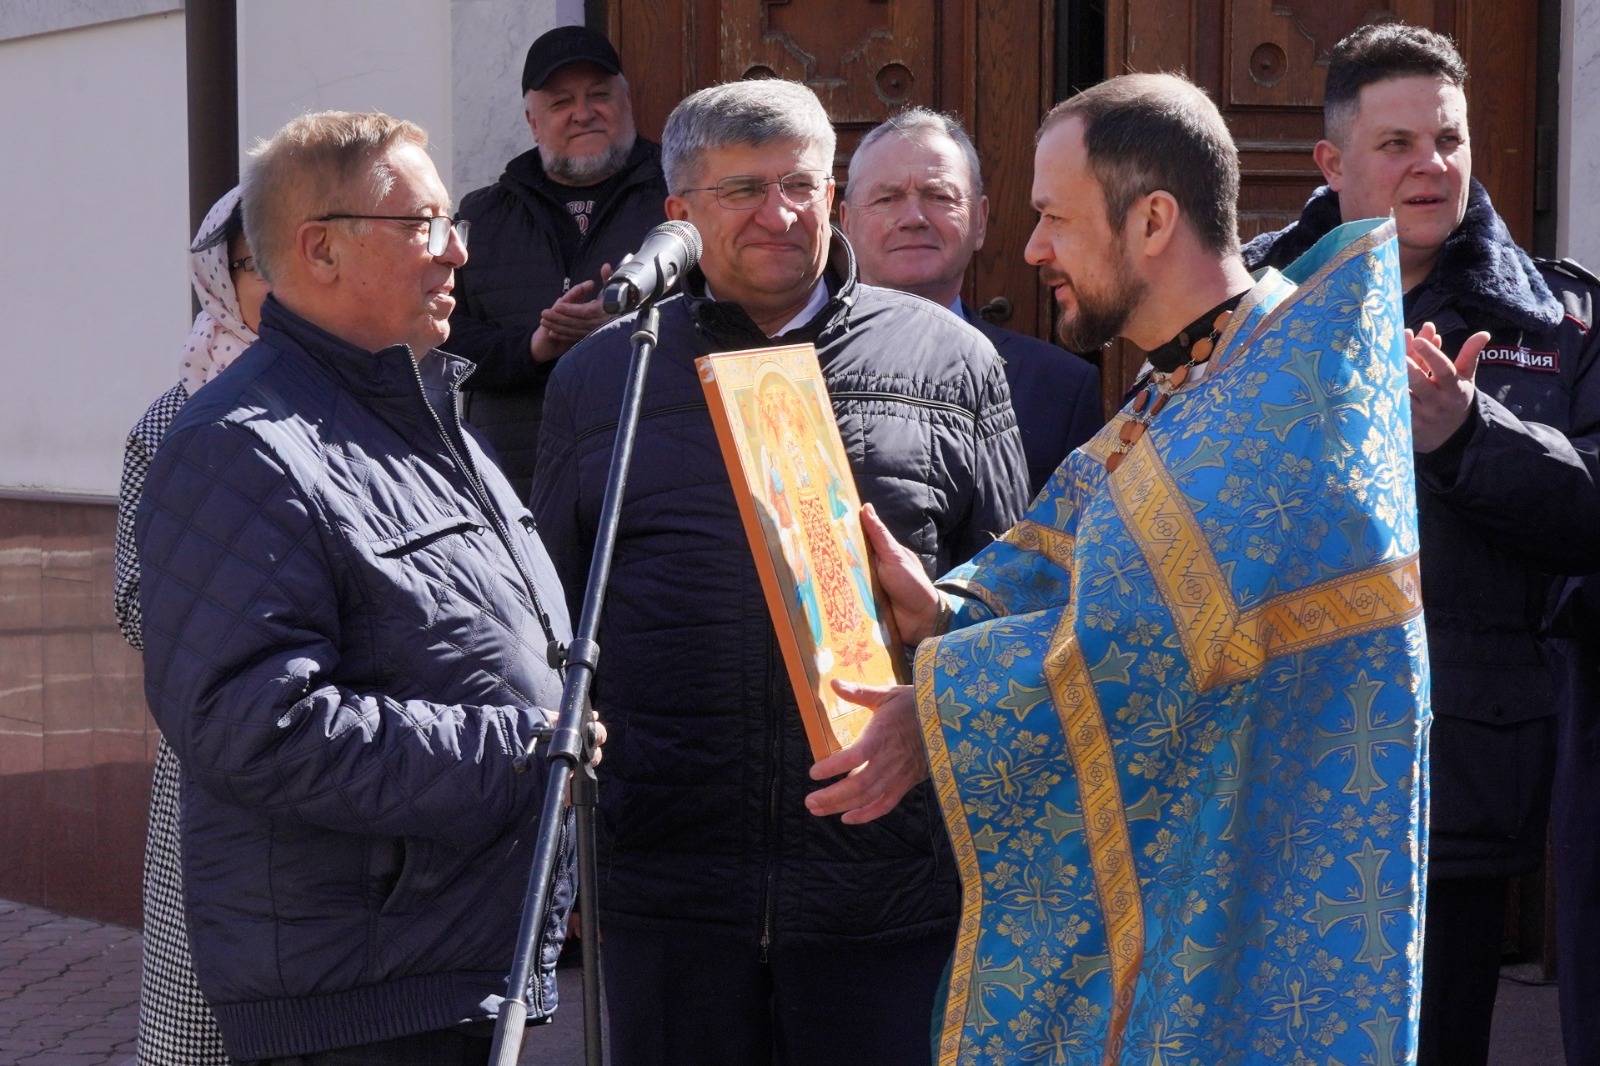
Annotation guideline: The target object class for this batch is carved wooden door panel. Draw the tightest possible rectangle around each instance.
[615,0,939,155]
[1098,0,1540,394]
[609,1,1540,411]
[717,2,933,117]
[606,0,1054,348]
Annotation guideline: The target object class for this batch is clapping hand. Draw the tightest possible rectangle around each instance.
[530,265,616,363]
[1405,321,1490,453]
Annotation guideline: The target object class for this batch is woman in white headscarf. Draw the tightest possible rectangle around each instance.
[114,186,268,1066]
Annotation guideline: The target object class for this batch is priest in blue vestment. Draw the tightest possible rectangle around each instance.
[807,73,1435,1066]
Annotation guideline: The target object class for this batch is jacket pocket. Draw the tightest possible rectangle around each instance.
[1429,712,1556,845]
[369,836,404,906]
[377,837,449,916]
[1428,631,1555,725]
[372,515,483,558]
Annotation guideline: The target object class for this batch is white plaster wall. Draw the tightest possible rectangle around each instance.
[1560,0,1600,267]
[0,0,182,42]
[237,0,572,207]
[238,0,456,186]
[0,0,571,497]
[0,13,190,497]
[452,0,584,195]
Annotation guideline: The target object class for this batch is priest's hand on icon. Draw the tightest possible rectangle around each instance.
[804,680,929,825]
[859,503,941,646]
[1405,322,1489,453]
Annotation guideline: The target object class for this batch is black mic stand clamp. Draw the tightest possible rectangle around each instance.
[489,302,664,1066]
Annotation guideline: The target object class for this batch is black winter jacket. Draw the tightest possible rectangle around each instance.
[1245,182,1600,878]
[532,235,1029,945]
[450,140,668,498]
[964,305,1103,498]
[136,297,575,1060]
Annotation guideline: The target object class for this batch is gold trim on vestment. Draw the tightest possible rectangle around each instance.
[917,638,986,1066]
[937,576,1007,620]
[1111,434,1422,692]
[1000,519,1076,570]
[1081,424,1116,464]
[918,614,1146,1066]
[1043,620,1143,1066]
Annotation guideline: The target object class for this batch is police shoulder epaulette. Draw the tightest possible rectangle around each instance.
[1536,256,1600,291]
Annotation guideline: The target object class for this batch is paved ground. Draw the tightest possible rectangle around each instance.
[0,898,583,1065]
[0,899,141,1066]
[0,895,1567,1064]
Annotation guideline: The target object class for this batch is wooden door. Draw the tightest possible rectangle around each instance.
[609,0,1542,413]
[605,0,1055,351]
[1099,0,1542,396]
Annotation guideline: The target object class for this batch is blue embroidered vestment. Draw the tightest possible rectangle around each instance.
[918,219,1430,1065]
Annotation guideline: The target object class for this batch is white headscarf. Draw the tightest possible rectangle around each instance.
[178,185,258,395]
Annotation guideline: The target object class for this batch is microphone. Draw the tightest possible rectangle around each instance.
[601,221,703,315]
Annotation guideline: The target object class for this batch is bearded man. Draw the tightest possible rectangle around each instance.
[449,25,667,497]
[809,73,1432,1065]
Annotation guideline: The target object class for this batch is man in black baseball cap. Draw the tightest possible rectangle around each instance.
[449,24,667,498]
[522,24,622,92]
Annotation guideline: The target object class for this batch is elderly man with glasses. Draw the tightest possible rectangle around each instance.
[136,111,591,1066]
[533,80,1028,1064]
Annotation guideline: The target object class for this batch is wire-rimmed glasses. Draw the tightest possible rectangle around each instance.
[316,213,470,255]
[679,171,832,211]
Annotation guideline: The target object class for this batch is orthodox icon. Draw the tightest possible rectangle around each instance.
[698,344,906,759]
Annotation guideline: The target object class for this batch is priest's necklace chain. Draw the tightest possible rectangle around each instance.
[1105,300,1240,473]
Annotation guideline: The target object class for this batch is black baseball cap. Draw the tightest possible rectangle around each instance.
[522,26,623,93]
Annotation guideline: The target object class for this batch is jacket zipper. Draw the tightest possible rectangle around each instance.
[527,152,655,279]
[825,390,976,420]
[410,359,569,1004]
[573,159,656,260]
[407,358,558,647]
[758,635,784,964]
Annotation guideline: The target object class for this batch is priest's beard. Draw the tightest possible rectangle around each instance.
[1046,254,1147,353]
[545,132,637,185]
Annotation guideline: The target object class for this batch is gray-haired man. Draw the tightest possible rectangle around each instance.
[840,108,1103,496]
[533,80,1028,1063]
[137,111,585,1065]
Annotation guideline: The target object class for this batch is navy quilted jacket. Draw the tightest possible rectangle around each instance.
[533,235,1028,948]
[136,297,575,1061]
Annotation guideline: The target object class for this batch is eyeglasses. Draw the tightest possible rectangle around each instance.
[679,171,832,211]
[315,213,471,256]
[228,255,257,274]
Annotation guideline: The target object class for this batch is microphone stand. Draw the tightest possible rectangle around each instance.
[490,298,663,1066]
